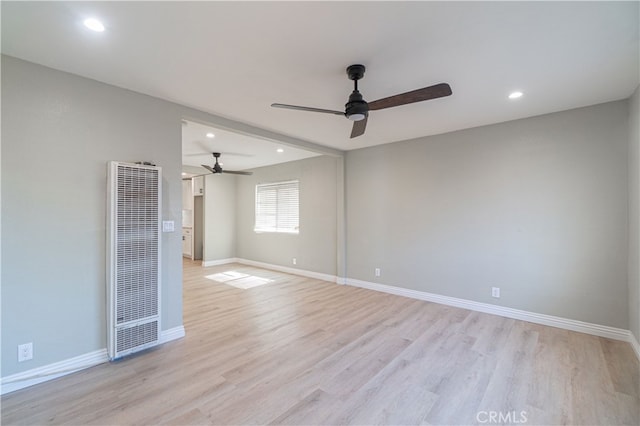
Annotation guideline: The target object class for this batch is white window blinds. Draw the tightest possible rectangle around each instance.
[255,180,299,234]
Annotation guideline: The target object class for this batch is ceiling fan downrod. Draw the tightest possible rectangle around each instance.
[345,64,368,122]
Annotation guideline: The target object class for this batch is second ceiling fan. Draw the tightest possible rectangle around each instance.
[202,152,252,176]
[271,64,452,139]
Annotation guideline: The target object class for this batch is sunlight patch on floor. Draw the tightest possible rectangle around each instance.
[205,270,274,289]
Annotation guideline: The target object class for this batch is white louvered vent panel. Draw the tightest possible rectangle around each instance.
[116,166,159,324]
[107,162,162,360]
[116,320,159,354]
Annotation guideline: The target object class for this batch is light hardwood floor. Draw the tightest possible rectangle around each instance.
[2,260,639,425]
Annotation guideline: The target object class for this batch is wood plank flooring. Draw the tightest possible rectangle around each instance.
[2,260,638,425]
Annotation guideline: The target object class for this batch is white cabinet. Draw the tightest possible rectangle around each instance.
[193,176,204,196]
[182,228,192,257]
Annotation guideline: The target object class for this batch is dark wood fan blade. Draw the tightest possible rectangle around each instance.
[368,83,452,111]
[201,165,216,174]
[350,116,368,138]
[222,170,253,176]
[271,103,345,116]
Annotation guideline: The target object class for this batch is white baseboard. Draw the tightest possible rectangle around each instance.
[160,325,186,343]
[202,258,239,267]
[237,258,338,283]
[1,325,186,395]
[346,278,633,344]
[203,257,340,283]
[630,332,640,362]
[0,348,109,395]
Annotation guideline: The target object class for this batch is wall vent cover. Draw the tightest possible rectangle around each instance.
[107,162,161,360]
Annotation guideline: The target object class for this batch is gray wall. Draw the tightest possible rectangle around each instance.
[1,56,186,377]
[203,174,237,262]
[346,101,629,329]
[629,86,640,341]
[236,155,338,275]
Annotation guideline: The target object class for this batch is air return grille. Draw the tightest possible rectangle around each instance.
[107,162,161,360]
[116,320,158,353]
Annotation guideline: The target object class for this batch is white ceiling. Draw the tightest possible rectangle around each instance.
[182,120,319,172]
[2,2,638,152]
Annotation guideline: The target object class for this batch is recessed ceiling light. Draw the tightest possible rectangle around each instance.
[181,172,187,176]
[277,148,284,153]
[508,91,523,100]
[206,132,215,138]
[83,18,105,32]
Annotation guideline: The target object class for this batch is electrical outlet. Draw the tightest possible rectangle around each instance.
[491,287,500,298]
[375,268,381,277]
[18,342,33,362]
[292,258,297,265]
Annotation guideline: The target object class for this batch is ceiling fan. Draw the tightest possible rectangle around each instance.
[201,152,253,176]
[271,64,452,138]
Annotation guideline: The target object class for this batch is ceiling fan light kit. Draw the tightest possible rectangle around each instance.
[271,64,452,139]
[345,92,368,121]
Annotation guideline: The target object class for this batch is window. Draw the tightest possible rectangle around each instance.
[254,180,299,234]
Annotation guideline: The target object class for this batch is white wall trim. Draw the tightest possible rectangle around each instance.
[237,258,338,283]
[0,349,109,395]
[160,325,186,344]
[202,258,240,267]
[630,333,640,362]
[0,325,186,396]
[346,278,633,343]
[203,257,340,283]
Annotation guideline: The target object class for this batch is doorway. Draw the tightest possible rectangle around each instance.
[193,195,203,260]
